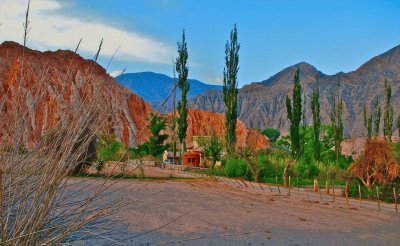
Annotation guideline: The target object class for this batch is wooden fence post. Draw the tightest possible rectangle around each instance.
[314,179,318,192]
[288,176,291,196]
[376,186,380,212]
[276,176,281,194]
[393,188,398,213]
[358,184,362,208]
[318,181,323,201]
[333,181,336,203]
[325,180,329,194]
[345,182,349,208]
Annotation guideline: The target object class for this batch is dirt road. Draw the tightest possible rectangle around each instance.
[71,179,400,246]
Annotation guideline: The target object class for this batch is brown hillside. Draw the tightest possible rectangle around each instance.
[168,109,269,150]
[0,41,152,147]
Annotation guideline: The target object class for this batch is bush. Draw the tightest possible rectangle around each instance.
[225,157,247,177]
[261,128,280,144]
[97,134,129,162]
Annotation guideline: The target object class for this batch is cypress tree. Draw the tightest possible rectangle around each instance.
[176,30,190,158]
[311,86,321,162]
[383,79,393,142]
[363,105,372,140]
[286,69,302,158]
[330,82,343,162]
[223,24,240,154]
[373,99,381,137]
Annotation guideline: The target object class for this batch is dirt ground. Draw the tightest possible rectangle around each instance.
[70,178,400,246]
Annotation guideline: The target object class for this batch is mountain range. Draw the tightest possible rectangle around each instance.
[189,45,400,138]
[116,72,222,112]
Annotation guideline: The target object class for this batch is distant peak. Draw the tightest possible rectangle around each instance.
[289,62,318,72]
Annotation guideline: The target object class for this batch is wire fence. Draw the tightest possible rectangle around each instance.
[139,163,400,215]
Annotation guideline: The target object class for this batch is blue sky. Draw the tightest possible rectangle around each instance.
[1,0,400,87]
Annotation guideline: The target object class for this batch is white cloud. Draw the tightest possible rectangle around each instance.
[0,0,174,64]
[109,70,124,78]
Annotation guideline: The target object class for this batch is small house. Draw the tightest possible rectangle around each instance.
[183,145,205,167]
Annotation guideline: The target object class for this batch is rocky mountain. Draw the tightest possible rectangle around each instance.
[0,41,268,151]
[116,72,222,112]
[189,46,400,138]
[0,41,152,147]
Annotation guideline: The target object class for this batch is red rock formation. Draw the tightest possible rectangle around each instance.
[169,109,269,150]
[0,41,152,147]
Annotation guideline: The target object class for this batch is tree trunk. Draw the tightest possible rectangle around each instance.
[283,160,294,187]
[246,158,258,183]
[211,160,216,170]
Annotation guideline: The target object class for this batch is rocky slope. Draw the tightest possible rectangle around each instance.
[167,109,269,150]
[0,41,152,147]
[116,72,222,112]
[189,46,400,138]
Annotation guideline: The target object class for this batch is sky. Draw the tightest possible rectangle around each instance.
[0,0,399,87]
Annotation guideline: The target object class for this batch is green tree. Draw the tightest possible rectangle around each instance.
[204,135,223,169]
[330,83,344,162]
[363,105,372,140]
[286,69,302,158]
[383,79,393,142]
[261,128,280,144]
[311,86,321,162]
[223,24,240,154]
[138,113,169,157]
[398,115,400,138]
[176,30,190,156]
[373,99,381,137]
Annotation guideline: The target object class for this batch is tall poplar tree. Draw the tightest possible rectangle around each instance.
[374,99,382,137]
[330,82,343,162]
[176,30,190,158]
[223,24,240,154]
[383,79,393,142]
[363,105,372,140]
[286,69,302,158]
[311,86,321,162]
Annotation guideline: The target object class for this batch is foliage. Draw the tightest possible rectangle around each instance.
[349,138,400,189]
[223,24,240,154]
[203,135,223,169]
[383,79,393,141]
[286,69,302,159]
[374,99,382,137]
[225,157,247,177]
[137,113,169,157]
[275,135,291,151]
[363,105,372,139]
[176,30,190,151]
[261,128,280,144]
[330,82,344,162]
[311,86,321,162]
[97,134,129,162]
[348,181,400,203]
[398,115,400,138]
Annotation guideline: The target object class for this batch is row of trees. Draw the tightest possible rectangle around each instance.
[363,79,395,142]
[285,70,399,189]
[134,25,241,164]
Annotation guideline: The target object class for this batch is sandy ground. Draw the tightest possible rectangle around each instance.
[69,178,400,246]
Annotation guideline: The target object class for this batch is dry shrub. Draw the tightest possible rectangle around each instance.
[349,138,400,189]
[0,41,127,244]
